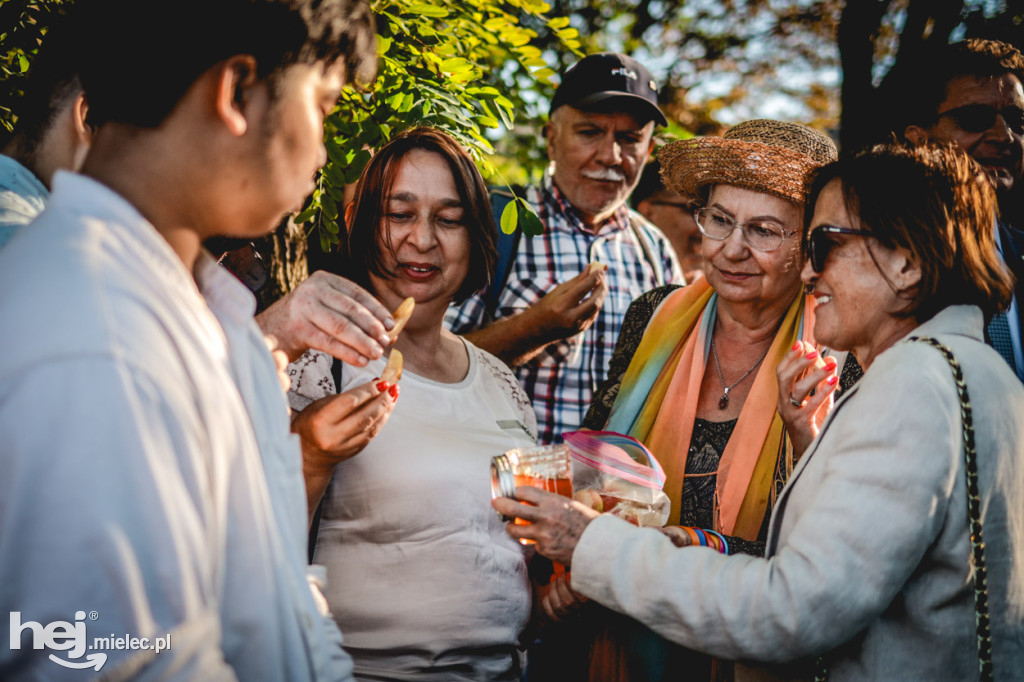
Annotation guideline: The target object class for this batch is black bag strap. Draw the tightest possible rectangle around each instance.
[816,336,992,682]
[485,187,524,321]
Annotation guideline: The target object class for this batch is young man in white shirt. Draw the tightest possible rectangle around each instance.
[0,1,382,679]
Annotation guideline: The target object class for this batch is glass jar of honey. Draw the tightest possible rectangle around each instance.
[491,443,573,519]
[491,444,574,578]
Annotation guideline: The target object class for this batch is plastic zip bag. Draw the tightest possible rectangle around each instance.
[563,431,670,527]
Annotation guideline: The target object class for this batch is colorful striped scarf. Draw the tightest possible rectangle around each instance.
[605,278,816,539]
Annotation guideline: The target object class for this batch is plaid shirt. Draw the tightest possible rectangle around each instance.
[446,174,683,443]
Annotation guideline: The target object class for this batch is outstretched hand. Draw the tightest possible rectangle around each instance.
[492,486,600,566]
[256,271,394,366]
[776,341,839,460]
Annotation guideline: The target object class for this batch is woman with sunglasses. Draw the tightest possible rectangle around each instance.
[496,142,1024,681]
[539,120,840,681]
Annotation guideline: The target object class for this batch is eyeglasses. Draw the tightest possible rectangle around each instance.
[936,104,1024,135]
[806,225,871,272]
[694,207,796,252]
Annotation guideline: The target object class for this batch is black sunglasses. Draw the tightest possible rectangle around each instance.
[806,225,870,272]
[936,104,1024,135]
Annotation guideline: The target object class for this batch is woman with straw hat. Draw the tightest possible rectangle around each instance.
[533,120,843,681]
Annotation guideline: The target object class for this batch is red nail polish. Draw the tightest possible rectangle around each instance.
[388,384,399,400]
[375,381,388,392]
[792,341,802,352]
[805,350,818,360]
[827,375,838,385]
[825,359,838,371]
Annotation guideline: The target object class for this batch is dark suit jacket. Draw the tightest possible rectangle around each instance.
[999,219,1024,334]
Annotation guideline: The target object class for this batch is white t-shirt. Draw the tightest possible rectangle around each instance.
[310,339,536,681]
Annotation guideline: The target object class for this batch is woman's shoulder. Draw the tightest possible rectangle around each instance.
[635,284,685,313]
[620,284,685,338]
[465,340,538,436]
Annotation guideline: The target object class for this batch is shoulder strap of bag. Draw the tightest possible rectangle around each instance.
[628,214,665,288]
[816,336,992,682]
[486,187,524,321]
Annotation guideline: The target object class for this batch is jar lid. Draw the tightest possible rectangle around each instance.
[490,453,516,521]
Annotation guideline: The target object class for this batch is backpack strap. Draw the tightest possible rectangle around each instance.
[628,214,666,288]
[485,187,524,321]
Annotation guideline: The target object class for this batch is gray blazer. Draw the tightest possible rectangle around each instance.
[572,305,1024,681]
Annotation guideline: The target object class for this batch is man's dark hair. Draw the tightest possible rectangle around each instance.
[78,0,376,128]
[892,39,1024,136]
[631,161,665,209]
[4,13,83,160]
[343,127,497,305]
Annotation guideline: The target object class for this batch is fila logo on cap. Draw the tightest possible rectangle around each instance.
[611,67,638,80]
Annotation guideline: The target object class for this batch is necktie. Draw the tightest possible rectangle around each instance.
[986,311,1018,374]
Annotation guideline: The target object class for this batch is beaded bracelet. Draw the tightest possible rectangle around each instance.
[678,526,729,555]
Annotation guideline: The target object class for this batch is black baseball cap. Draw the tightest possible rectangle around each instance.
[549,52,667,127]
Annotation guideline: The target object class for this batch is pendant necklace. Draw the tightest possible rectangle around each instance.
[710,333,771,409]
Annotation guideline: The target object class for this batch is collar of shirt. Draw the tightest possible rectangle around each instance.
[196,250,258,326]
[542,171,632,238]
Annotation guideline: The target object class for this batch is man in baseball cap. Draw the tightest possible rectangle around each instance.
[447,52,682,446]
[549,52,668,126]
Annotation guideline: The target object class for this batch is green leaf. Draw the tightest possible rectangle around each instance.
[439,57,474,74]
[484,16,514,31]
[343,149,373,184]
[321,193,339,220]
[533,67,557,83]
[466,86,501,99]
[295,205,318,225]
[547,16,570,29]
[476,114,500,128]
[325,139,347,166]
[499,197,519,235]
[518,200,545,236]
[18,54,29,72]
[408,3,448,17]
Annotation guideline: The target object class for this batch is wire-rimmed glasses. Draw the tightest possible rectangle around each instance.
[694,207,797,252]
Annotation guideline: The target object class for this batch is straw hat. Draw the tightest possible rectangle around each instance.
[658,119,838,205]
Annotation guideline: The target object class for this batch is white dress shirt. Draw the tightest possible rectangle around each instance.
[0,172,353,681]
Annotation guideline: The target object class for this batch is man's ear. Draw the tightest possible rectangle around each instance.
[216,55,259,137]
[71,93,91,144]
[903,125,929,146]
